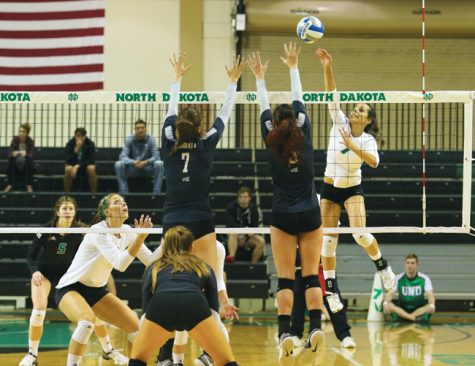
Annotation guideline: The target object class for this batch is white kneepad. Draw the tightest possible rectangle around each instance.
[72,320,94,345]
[174,331,189,346]
[321,236,338,257]
[211,309,229,342]
[30,309,46,327]
[352,233,374,248]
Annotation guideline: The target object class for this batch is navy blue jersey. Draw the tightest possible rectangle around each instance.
[26,222,83,279]
[161,115,225,223]
[261,100,319,213]
[142,263,219,313]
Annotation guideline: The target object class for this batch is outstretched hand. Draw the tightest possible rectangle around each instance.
[225,55,245,84]
[315,48,332,67]
[280,41,301,69]
[134,214,153,238]
[223,302,240,320]
[247,51,269,80]
[169,51,192,81]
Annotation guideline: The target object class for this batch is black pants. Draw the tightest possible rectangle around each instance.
[290,270,351,341]
[6,157,34,186]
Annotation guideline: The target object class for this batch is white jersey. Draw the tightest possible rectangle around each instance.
[324,100,379,188]
[57,221,153,288]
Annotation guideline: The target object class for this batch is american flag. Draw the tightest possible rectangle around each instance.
[0,0,104,91]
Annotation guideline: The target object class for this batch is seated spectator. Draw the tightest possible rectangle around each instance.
[384,253,436,323]
[225,186,265,264]
[114,119,163,195]
[3,123,35,193]
[63,127,97,193]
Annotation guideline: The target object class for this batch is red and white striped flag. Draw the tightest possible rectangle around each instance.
[0,0,104,91]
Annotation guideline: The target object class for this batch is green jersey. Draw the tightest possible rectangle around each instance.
[395,272,433,311]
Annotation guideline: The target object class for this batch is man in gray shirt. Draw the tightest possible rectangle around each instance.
[115,119,163,194]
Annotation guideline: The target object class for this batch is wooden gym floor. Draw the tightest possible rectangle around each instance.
[1,312,475,365]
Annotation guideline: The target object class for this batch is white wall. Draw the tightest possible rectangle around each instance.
[104,0,180,91]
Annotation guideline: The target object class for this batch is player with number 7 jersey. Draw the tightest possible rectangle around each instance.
[160,51,244,277]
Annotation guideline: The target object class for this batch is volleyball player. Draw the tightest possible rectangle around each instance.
[170,240,237,366]
[129,226,238,366]
[55,194,153,366]
[156,51,243,365]
[248,42,325,364]
[19,196,128,366]
[315,48,395,313]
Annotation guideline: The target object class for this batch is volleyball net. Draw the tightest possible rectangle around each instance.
[0,90,473,236]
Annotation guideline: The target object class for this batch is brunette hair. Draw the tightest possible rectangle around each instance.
[265,104,304,163]
[172,107,202,154]
[51,195,84,228]
[19,123,31,135]
[364,104,385,147]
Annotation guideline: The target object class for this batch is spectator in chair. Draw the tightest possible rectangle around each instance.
[64,127,97,193]
[115,119,163,195]
[3,123,35,193]
[384,253,436,324]
[225,186,265,264]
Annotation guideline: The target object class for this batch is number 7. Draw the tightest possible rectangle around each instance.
[182,152,190,173]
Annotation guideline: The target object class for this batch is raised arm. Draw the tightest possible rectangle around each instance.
[166,51,191,118]
[315,48,335,91]
[280,41,302,102]
[217,55,245,124]
[247,52,270,114]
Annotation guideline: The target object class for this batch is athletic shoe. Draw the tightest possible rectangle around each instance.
[296,329,324,365]
[157,359,174,366]
[290,335,303,348]
[341,336,356,348]
[19,353,38,366]
[278,332,295,365]
[379,265,396,291]
[194,353,214,366]
[102,349,129,365]
[174,364,185,366]
[326,292,344,313]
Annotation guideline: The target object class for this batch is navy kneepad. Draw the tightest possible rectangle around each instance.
[302,275,319,289]
[277,278,294,292]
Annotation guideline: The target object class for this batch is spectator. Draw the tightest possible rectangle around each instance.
[3,123,35,193]
[114,119,163,195]
[384,253,436,323]
[64,127,97,192]
[225,186,265,264]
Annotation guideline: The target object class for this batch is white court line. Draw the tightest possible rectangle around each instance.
[331,347,364,366]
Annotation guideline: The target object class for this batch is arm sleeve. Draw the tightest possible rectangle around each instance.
[81,140,95,167]
[225,202,240,227]
[26,234,42,274]
[423,274,433,292]
[204,267,220,312]
[216,83,237,125]
[136,242,154,267]
[148,244,163,263]
[141,265,154,312]
[93,234,135,272]
[27,138,35,159]
[119,138,135,165]
[327,90,348,127]
[65,140,76,165]
[7,138,15,158]
[165,81,180,118]
[216,241,226,293]
[250,203,260,227]
[363,137,380,167]
[148,137,160,164]
[256,79,270,114]
[290,68,303,103]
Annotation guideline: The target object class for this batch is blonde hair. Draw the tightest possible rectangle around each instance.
[150,226,209,291]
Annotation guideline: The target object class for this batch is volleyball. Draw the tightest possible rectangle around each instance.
[296,16,324,43]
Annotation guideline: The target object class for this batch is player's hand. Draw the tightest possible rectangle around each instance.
[32,271,44,286]
[338,127,355,149]
[280,41,301,69]
[225,54,245,84]
[223,302,240,320]
[383,301,391,314]
[170,51,192,82]
[247,52,269,80]
[315,48,332,67]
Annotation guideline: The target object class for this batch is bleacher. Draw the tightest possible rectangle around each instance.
[0,147,474,309]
